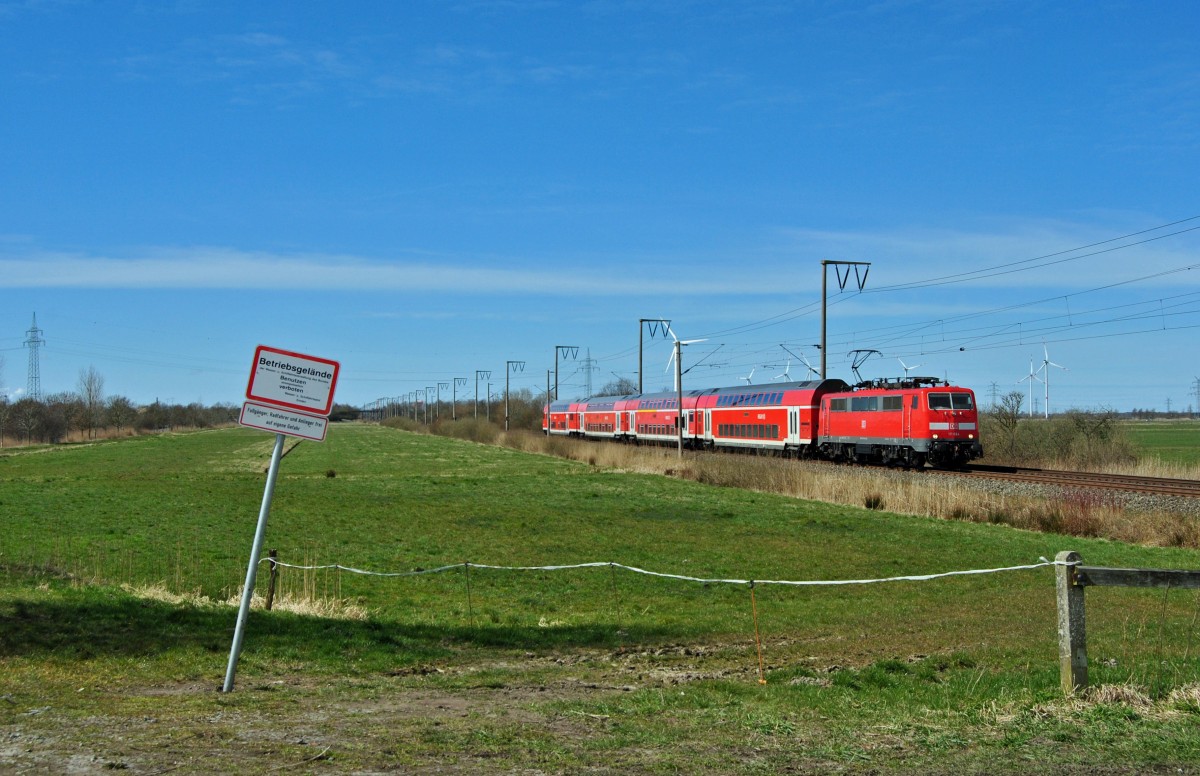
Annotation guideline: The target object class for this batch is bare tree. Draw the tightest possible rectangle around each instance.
[990,391,1025,459]
[12,398,41,444]
[77,366,105,440]
[597,376,638,396]
[106,396,137,436]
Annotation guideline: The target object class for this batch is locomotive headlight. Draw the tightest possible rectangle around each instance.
[969,433,974,439]
[932,433,939,440]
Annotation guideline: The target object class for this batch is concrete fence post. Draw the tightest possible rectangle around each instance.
[1055,550,1087,694]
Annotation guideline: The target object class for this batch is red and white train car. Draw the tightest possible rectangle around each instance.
[818,378,982,468]
[697,380,850,455]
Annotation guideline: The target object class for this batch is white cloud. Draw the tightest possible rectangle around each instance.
[0,247,780,295]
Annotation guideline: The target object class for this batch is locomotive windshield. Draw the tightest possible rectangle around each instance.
[928,392,974,410]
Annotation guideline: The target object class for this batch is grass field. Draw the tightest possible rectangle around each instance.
[3,424,1200,773]
[1124,419,1200,466]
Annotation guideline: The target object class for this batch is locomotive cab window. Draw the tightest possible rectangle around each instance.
[929,392,975,410]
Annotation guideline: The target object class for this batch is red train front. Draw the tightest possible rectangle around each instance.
[818,377,983,469]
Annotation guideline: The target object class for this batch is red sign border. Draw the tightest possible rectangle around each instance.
[245,345,341,416]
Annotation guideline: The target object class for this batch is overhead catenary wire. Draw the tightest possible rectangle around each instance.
[671,217,1200,365]
[866,217,1200,293]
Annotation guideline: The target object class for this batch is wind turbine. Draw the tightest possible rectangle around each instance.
[740,367,756,384]
[898,358,923,378]
[774,360,791,381]
[781,344,820,379]
[1017,357,1042,418]
[663,324,708,392]
[1037,343,1067,418]
[662,323,708,457]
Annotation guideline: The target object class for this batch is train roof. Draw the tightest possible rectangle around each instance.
[707,378,850,397]
[546,377,973,411]
[561,379,852,407]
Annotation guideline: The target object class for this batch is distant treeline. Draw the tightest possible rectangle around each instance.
[0,392,362,447]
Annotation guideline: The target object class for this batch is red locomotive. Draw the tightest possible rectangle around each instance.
[544,376,982,469]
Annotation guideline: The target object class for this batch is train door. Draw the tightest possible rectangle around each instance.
[903,393,913,441]
[704,410,713,442]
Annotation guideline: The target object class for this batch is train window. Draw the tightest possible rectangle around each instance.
[772,424,779,437]
[830,398,847,411]
[912,395,919,410]
[927,393,969,409]
[882,396,902,411]
[851,396,877,412]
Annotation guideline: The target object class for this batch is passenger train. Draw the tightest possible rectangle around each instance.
[543,377,982,469]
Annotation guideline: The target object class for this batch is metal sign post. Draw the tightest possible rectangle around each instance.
[222,432,285,693]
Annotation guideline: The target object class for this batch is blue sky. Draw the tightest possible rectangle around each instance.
[1,0,1197,414]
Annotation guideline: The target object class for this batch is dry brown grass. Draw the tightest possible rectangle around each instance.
[1094,458,1200,481]
[122,581,370,620]
[1019,683,1200,721]
[490,431,1200,550]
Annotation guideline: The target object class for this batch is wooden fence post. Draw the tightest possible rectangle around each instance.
[1056,550,1087,694]
[265,549,278,611]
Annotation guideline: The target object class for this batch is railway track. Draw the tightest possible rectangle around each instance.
[943,464,1200,499]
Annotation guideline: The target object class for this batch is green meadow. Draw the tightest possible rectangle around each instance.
[2,424,1200,773]
[1125,419,1200,466]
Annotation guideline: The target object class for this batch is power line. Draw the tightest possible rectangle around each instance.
[867,216,1200,293]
